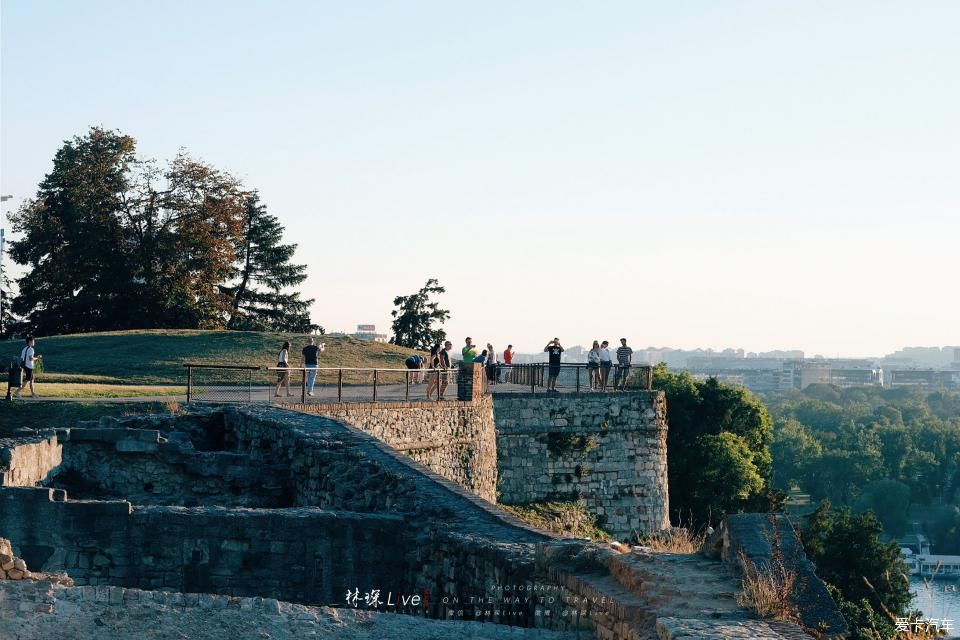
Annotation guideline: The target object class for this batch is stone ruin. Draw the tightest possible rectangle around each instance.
[0,405,845,639]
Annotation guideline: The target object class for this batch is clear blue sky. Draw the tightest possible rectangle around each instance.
[2,1,958,356]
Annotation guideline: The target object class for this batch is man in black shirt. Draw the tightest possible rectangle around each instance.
[301,337,322,396]
[544,338,564,392]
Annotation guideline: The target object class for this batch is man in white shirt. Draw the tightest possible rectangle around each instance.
[14,337,42,398]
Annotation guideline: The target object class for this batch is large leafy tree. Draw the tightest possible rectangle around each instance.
[221,192,314,331]
[653,365,778,526]
[8,128,138,334]
[389,278,449,351]
[801,501,917,640]
[8,127,313,334]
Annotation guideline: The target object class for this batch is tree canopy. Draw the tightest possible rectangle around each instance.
[7,128,313,334]
[801,501,917,640]
[652,365,778,526]
[389,279,449,351]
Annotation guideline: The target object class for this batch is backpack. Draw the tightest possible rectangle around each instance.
[19,347,28,370]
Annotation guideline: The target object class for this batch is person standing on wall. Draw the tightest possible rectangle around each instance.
[544,338,564,392]
[485,342,498,385]
[274,341,293,398]
[598,340,613,391]
[438,340,453,399]
[461,337,477,363]
[14,336,41,399]
[615,338,634,390]
[587,340,602,390]
[425,344,442,399]
[301,337,322,397]
[502,344,514,383]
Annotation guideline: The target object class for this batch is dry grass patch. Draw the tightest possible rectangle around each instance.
[634,527,706,553]
[736,548,799,621]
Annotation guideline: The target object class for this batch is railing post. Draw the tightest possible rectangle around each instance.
[301,368,306,404]
[373,369,378,402]
[405,370,410,401]
[531,365,535,394]
[187,366,192,403]
[576,366,580,393]
[338,369,343,402]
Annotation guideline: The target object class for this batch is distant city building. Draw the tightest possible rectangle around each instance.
[888,369,960,391]
[329,324,389,343]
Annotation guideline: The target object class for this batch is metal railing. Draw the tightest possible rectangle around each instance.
[491,363,654,393]
[183,362,654,404]
[183,364,261,403]
[267,367,459,404]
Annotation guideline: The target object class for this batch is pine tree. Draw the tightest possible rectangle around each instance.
[222,192,314,331]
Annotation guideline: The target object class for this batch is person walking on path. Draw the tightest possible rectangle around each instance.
[425,344,442,399]
[544,338,564,392]
[14,337,42,398]
[301,337,322,397]
[598,340,613,391]
[615,338,634,390]
[587,340,602,390]
[274,341,293,398]
[438,340,453,399]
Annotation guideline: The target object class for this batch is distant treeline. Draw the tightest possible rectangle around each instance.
[766,384,960,549]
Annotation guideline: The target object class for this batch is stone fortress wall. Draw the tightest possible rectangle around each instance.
[493,392,670,538]
[0,403,843,639]
[289,364,672,539]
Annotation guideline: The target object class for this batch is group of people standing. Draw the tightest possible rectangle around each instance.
[586,338,634,391]
[277,334,634,400]
[544,337,634,392]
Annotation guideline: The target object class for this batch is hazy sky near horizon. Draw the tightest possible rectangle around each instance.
[2,1,958,357]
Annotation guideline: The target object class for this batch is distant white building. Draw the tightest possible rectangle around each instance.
[327,324,389,343]
[352,324,388,343]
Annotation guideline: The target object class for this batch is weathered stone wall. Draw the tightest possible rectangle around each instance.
[0,486,407,604]
[493,392,670,539]
[0,432,62,487]
[277,398,498,503]
[54,428,292,507]
[707,513,848,638]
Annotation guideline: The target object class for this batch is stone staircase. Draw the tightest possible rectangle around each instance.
[543,542,819,640]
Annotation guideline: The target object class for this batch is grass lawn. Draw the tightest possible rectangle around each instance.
[0,330,419,386]
[0,401,178,437]
[0,383,185,399]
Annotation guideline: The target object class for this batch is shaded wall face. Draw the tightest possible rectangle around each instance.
[283,399,498,503]
[493,392,670,539]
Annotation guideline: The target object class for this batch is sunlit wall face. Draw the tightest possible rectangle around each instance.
[2,1,957,356]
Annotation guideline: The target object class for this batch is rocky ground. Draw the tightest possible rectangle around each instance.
[1,580,585,640]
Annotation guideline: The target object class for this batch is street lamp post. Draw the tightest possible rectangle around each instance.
[0,195,12,338]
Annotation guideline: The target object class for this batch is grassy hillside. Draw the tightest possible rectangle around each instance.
[0,330,419,385]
